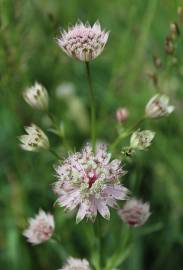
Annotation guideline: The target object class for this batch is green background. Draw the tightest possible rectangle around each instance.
[0,0,183,269]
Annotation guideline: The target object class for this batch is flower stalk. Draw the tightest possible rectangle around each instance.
[85,61,96,152]
[110,117,145,152]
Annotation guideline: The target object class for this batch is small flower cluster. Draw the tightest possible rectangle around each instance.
[118,199,150,227]
[130,129,155,151]
[54,143,128,223]
[23,82,49,111]
[19,124,49,152]
[59,257,91,270]
[23,210,54,245]
[145,94,174,119]
[57,21,109,62]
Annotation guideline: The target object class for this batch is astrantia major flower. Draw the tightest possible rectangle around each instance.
[23,209,54,245]
[23,82,49,110]
[118,199,150,227]
[57,21,109,62]
[54,143,128,223]
[60,257,91,270]
[19,124,49,151]
[145,94,174,118]
[130,129,155,150]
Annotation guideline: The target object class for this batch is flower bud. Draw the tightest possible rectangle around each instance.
[118,199,150,227]
[23,82,49,110]
[145,94,174,118]
[23,209,54,245]
[177,7,183,17]
[130,129,155,150]
[19,124,49,151]
[165,36,174,54]
[116,107,129,123]
[170,22,180,38]
[153,55,162,68]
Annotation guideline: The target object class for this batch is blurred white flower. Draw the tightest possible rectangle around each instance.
[57,21,109,61]
[55,82,89,133]
[23,209,54,245]
[130,129,155,150]
[23,82,49,110]
[19,124,49,151]
[55,82,75,99]
[60,257,91,270]
[54,143,128,223]
[118,199,150,227]
[116,107,129,123]
[145,94,174,118]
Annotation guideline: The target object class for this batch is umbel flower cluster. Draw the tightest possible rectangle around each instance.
[118,199,151,227]
[19,18,176,270]
[57,21,109,62]
[23,210,54,245]
[54,143,128,223]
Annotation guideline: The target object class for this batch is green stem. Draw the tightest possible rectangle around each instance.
[110,117,145,152]
[93,217,103,270]
[50,236,67,261]
[85,61,96,152]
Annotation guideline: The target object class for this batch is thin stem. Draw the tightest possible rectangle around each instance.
[93,217,103,270]
[50,236,67,261]
[85,61,96,152]
[110,117,145,152]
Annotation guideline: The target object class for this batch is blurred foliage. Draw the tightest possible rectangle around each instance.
[0,0,183,269]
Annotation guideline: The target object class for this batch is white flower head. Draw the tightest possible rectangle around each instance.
[54,143,128,223]
[118,199,150,227]
[19,124,49,152]
[145,94,174,118]
[57,21,109,62]
[23,209,55,245]
[23,82,49,110]
[130,129,155,150]
[59,257,91,270]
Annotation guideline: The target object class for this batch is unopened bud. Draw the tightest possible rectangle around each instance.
[130,129,155,150]
[165,36,174,54]
[177,7,183,17]
[145,94,174,118]
[19,124,49,152]
[153,55,162,68]
[170,22,180,38]
[116,107,129,123]
[118,199,151,227]
[23,82,49,110]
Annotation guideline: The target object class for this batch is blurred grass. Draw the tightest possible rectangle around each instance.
[0,0,183,269]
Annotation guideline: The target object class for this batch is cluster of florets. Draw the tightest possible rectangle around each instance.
[19,124,49,152]
[23,82,49,111]
[145,94,174,118]
[57,21,109,62]
[54,143,128,223]
[118,199,150,227]
[23,210,54,245]
[59,257,91,270]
